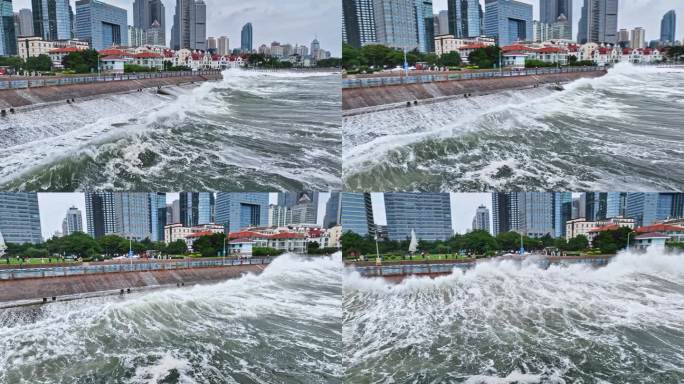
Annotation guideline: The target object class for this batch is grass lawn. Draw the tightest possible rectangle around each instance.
[371,254,475,262]
[1,257,76,266]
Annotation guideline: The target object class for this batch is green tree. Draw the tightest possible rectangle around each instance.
[25,54,52,72]
[438,51,462,67]
[98,235,128,257]
[165,239,188,256]
[468,46,501,69]
[566,235,589,251]
[593,228,632,254]
[63,49,100,73]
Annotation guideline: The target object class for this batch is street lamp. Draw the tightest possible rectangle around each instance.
[627,232,632,251]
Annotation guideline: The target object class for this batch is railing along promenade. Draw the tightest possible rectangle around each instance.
[342,66,600,89]
[353,255,613,277]
[0,70,222,90]
[0,256,276,281]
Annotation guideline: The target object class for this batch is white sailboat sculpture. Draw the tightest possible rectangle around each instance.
[408,229,418,254]
[0,231,6,258]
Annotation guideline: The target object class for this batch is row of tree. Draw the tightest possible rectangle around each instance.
[341,227,640,258]
[0,55,53,73]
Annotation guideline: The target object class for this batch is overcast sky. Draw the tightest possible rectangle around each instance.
[37,192,328,240]
[432,0,683,42]
[13,0,341,56]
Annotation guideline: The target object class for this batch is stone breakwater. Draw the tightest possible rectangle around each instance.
[342,69,607,114]
[0,264,264,305]
[0,73,222,109]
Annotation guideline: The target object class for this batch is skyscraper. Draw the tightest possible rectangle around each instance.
[311,37,320,59]
[540,0,572,40]
[85,193,162,241]
[553,192,573,238]
[179,192,214,227]
[384,193,452,241]
[217,35,229,55]
[241,22,252,52]
[75,0,128,50]
[85,192,117,239]
[492,193,561,238]
[324,192,340,228]
[577,0,618,44]
[32,0,71,41]
[0,193,42,244]
[149,193,166,242]
[373,0,419,51]
[415,0,435,52]
[171,0,205,50]
[133,0,165,46]
[448,0,482,38]
[343,0,377,48]
[62,206,84,236]
[17,8,33,36]
[206,36,217,50]
[472,205,491,233]
[484,0,533,47]
[339,193,375,237]
[660,10,676,44]
[0,0,16,55]
[630,27,645,49]
[290,192,320,225]
[435,10,449,35]
[583,192,627,221]
[215,193,269,232]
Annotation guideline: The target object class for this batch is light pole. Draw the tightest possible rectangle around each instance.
[627,232,632,251]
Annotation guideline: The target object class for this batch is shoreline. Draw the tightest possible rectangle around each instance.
[342,69,607,116]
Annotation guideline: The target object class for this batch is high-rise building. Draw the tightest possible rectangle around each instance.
[415,0,435,52]
[166,199,181,224]
[290,192,320,225]
[32,0,71,41]
[217,35,228,55]
[0,0,16,55]
[268,204,292,227]
[85,192,117,239]
[384,193,452,241]
[0,193,42,244]
[310,37,320,59]
[206,36,216,51]
[339,193,375,237]
[472,205,491,233]
[581,192,626,221]
[241,22,252,52]
[128,25,144,47]
[343,0,377,48]
[448,0,483,39]
[625,193,684,227]
[85,193,164,241]
[324,192,340,229]
[149,193,166,242]
[171,0,205,50]
[553,192,573,238]
[617,28,630,47]
[435,10,449,35]
[660,10,676,44]
[484,0,533,47]
[133,0,165,46]
[577,0,618,45]
[75,0,128,50]
[62,206,83,236]
[540,0,572,40]
[630,27,646,49]
[179,192,214,227]
[215,193,269,232]
[492,193,563,238]
[373,0,419,51]
[16,8,33,36]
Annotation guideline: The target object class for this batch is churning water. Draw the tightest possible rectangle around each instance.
[0,254,342,384]
[343,64,684,191]
[0,70,341,191]
[344,250,684,383]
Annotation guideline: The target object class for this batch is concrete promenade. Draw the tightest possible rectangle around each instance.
[342,69,606,113]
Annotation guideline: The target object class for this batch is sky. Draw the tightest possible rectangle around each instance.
[371,193,492,235]
[432,0,684,42]
[13,0,341,56]
[37,192,329,240]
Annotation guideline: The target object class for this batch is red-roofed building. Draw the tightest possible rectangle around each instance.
[633,233,671,250]
[635,224,684,242]
[132,51,164,70]
[48,47,84,69]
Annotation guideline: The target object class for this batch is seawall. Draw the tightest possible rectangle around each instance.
[0,264,264,306]
[0,73,222,109]
[342,70,606,114]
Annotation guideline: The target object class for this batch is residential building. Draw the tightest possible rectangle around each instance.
[75,0,128,50]
[617,28,629,47]
[179,192,214,227]
[16,8,33,36]
[577,0,618,45]
[434,34,495,57]
[343,0,377,48]
[241,22,252,52]
[339,192,375,237]
[206,36,216,51]
[0,193,42,244]
[484,0,533,47]
[128,25,144,47]
[132,0,165,46]
[217,35,228,55]
[660,10,676,45]
[228,230,307,254]
[373,0,419,51]
[163,223,223,245]
[61,206,83,235]
[635,223,684,243]
[630,27,646,49]
[540,0,572,40]
[472,205,491,233]
[566,216,635,242]
[214,193,269,232]
[384,193,452,241]
[633,233,669,251]
[268,205,292,227]
[0,0,17,56]
[448,0,482,39]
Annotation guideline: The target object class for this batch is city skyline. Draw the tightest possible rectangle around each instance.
[12,0,342,55]
[430,0,683,42]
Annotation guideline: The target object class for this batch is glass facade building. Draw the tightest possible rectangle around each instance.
[448,0,482,38]
[323,192,340,228]
[415,0,434,52]
[0,0,16,56]
[179,192,214,228]
[553,192,573,238]
[241,22,252,52]
[149,193,167,242]
[0,193,42,244]
[660,10,676,44]
[343,0,377,48]
[75,0,128,50]
[373,0,419,51]
[32,0,71,42]
[384,193,452,241]
[215,193,269,232]
[577,0,618,44]
[540,0,572,40]
[484,0,533,47]
[340,193,374,237]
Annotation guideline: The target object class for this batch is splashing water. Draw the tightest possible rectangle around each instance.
[0,70,341,191]
[0,253,343,384]
[343,63,684,191]
[343,249,684,383]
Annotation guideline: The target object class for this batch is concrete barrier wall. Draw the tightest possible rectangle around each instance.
[0,73,222,109]
[0,264,263,303]
[342,70,606,111]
